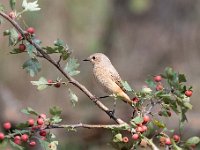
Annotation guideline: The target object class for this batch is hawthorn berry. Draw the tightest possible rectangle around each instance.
[122,136,129,143]
[3,122,11,130]
[39,130,47,137]
[132,97,139,103]
[29,140,36,147]
[27,27,35,34]
[132,134,139,140]
[173,134,180,142]
[167,111,172,117]
[136,126,143,133]
[19,44,26,52]
[0,133,5,140]
[165,138,171,145]
[14,136,21,145]
[141,125,148,132]
[8,12,16,19]
[185,90,193,97]
[28,118,35,126]
[18,34,23,41]
[48,79,53,83]
[54,82,61,88]
[39,114,47,119]
[21,134,29,142]
[143,115,150,124]
[154,75,162,82]
[156,84,163,91]
[37,118,44,125]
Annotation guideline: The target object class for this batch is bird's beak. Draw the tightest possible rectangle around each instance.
[83,58,90,61]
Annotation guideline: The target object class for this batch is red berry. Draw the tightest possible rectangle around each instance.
[29,140,36,147]
[154,75,162,82]
[14,136,21,145]
[27,27,35,34]
[143,115,150,124]
[165,138,171,145]
[132,97,139,103]
[37,118,44,125]
[8,12,16,19]
[173,134,180,142]
[19,44,26,52]
[28,119,35,126]
[132,134,139,140]
[136,126,143,133]
[156,84,163,91]
[0,133,5,140]
[18,34,23,41]
[21,134,29,142]
[39,114,47,119]
[54,83,61,88]
[141,125,148,132]
[185,90,193,97]
[122,136,129,143]
[3,122,11,130]
[48,79,53,83]
[39,130,47,137]
[167,111,172,117]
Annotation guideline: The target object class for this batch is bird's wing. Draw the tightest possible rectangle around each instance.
[109,68,126,92]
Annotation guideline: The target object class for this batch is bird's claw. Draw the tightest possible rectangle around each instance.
[108,109,115,118]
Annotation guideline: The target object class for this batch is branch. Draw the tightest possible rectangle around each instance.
[0,11,125,125]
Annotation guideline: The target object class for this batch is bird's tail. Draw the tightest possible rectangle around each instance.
[116,90,133,106]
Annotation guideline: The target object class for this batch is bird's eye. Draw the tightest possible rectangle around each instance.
[92,56,96,60]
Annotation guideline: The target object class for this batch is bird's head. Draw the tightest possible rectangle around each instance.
[83,53,110,65]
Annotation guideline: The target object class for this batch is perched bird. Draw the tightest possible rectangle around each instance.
[83,53,132,105]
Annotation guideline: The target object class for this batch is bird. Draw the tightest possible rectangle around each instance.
[83,53,132,105]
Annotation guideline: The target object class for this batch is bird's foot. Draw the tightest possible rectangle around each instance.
[108,109,115,118]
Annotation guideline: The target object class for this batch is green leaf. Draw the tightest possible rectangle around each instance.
[21,107,39,116]
[145,78,156,88]
[121,81,133,92]
[16,122,29,129]
[49,106,62,116]
[113,133,122,142]
[38,139,51,150]
[43,46,57,54]
[64,58,80,76]
[54,39,65,47]
[22,0,41,11]
[152,119,165,128]
[50,116,62,124]
[31,77,48,90]
[22,58,41,77]
[68,89,78,107]
[10,48,23,54]
[9,28,18,46]
[9,0,16,10]
[172,140,183,150]
[183,102,192,109]
[186,136,200,146]
[27,43,37,58]
[131,116,143,124]
[9,140,24,150]
[178,74,187,83]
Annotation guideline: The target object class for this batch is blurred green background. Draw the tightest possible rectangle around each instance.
[0,0,200,149]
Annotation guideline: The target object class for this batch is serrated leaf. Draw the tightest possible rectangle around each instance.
[64,58,80,76]
[183,102,192,109]
[50,116,62,124]
[152,119,165,128]
[16,123,29,129]
[31,77,48,90]
[9,28,18,46]
[21,107,39,116]
[49,106,62,116]
[131,116,143,124]
[172,140,183,150]
[9,140,24,150]
[113,133,122,143]
[10,48,23,54]
[22,0,41,11]
[121,81,133,92]
[68,89,78,107]
[178,74,187,83]
[43,46,57,54]
[27,43,37,58]
[54,39,64,47]
[9,0,16,10]
[186,136,200,146]
[22,58,41,77]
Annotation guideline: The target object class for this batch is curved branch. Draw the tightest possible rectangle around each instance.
[0,11,125,125]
